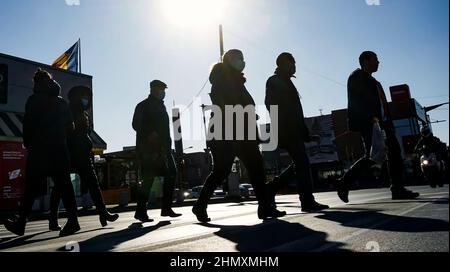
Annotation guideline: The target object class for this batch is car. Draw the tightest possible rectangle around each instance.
[189,186,204,199]
[239,183,255,198]
[213,189,227,197]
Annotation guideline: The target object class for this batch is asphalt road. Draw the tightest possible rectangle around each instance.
[0,185,448,252]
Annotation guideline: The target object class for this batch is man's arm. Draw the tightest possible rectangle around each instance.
[265,78,280,113]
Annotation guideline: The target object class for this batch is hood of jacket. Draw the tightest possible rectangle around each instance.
[209,62,246,86]
[33,78,61,97]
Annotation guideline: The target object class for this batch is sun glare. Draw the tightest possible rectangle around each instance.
[161,0,227,28]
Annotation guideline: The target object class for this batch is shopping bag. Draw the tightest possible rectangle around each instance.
[370,121,387,166]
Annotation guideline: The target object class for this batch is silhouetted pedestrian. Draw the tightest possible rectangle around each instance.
[4,69,80,237]
[132,80,182,223]
[49,86,119,230]
[265,52,329,212]
[192,49,286,223]
[337,51,420,202]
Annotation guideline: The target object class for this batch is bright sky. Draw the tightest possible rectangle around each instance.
[0,0,448,153]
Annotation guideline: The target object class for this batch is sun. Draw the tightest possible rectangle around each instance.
[161,0,227,28]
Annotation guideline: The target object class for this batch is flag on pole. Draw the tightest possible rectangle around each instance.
[52,40,80,72]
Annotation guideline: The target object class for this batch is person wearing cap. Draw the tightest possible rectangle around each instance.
[132,80,181,222]
[265,52,329,213]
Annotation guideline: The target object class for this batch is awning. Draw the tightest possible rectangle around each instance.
[0,111,107,151]
[90,130,107,150]
[0,112,23,140]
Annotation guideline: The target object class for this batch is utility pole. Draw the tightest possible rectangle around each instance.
[219,24,224,61]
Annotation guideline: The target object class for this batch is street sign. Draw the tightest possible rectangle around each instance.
[390,84,411,103]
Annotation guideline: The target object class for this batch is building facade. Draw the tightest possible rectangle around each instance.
[0,53,107,212]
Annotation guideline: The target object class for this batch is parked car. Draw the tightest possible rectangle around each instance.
[213,189,227,197]
[239,183,255,198]
[190,186,204,199]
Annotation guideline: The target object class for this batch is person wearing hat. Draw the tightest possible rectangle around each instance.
[48,85,119,230]
[265,52,329,213]
[132,80,181,222]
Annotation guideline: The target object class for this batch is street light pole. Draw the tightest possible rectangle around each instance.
[219,24,224,61]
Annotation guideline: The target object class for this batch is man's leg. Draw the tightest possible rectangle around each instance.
[4,163,43,236]
[51,171,80,237]
[384,126,420,199]
[135,157,155,222]
[337,126,374,203]
[237,142,286,219]
[193,142,235,223]
[76,158,119,226]
[49,183,62,231]
[267,163,296,206]
[161,153,182,217]
[286,141,329,212]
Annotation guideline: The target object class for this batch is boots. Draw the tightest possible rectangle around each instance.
[4,217,26,236]
[257,205,287,221]
[301,194,329,213]
[301,200,329,213]
[161,208,182,218]
[49,210,61,231]
[49,219,62,231]
[59,219,81,237]
[134,203,153,223]
[336,175,353,203]
[391,187,420,200]
[99,210,119,227]
[192,204,211,223]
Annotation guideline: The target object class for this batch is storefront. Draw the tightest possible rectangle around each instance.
[0,53,107,212]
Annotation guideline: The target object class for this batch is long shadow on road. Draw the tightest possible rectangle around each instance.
[201,198,448,252]
[315,207,449,233]
[201,220,349,252]
[63,221,171,252]
[347,197,449,206]
[0,228,104,251]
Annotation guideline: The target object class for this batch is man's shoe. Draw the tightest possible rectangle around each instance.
[134,212,154,223]
[392,189,420,200]
[192,205,211,223]
[100,211,120,227]
[161,209,182,218]
[267,176,280,207]
[336,178,350,203]
[258,206,287,220]
[4,218,26,236]
[59,220,81,237]
[301,201,329,213]
[49,220,62,231]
